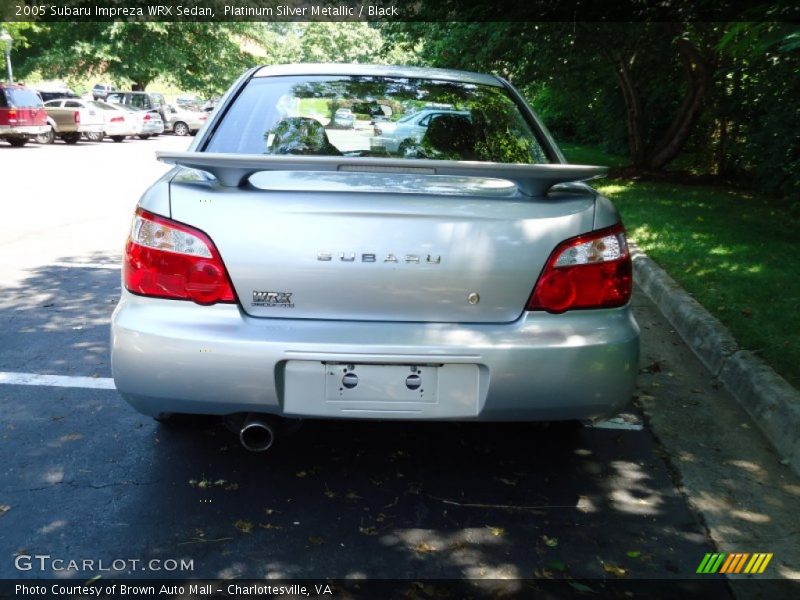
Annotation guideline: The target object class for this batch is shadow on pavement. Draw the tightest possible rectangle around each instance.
[0,258,722,588]
[0,253,121,377]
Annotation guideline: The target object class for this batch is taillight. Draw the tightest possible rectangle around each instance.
[527,224,632,313]
[74,111,80,124]
[124,209,236,305]
[143,112,151,121]
[110,116,124,123]
[6,109,18,124]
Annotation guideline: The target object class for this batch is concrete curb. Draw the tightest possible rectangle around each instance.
[630,243,800,475]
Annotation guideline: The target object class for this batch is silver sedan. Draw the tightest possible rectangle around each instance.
[111,64,639,451]
[164,103,208,136]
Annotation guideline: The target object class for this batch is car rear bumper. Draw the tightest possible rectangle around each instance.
[0,124,49,136]
[77,124,105,134]
[140,122,164,134]
[105,122,138,137]
[111,290,639,422]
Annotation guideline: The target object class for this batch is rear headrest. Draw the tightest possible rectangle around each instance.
[421,114,476,160]
[268,117,339,155]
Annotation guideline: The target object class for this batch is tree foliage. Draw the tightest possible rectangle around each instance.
[11,22,251,94]
[9,21,408,96]
[381,18,799,196]
[6,16,797,196]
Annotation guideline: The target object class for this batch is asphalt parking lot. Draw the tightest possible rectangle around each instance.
[0,136,794,594]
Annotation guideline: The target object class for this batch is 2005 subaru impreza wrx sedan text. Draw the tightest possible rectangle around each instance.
[111,64,639,451]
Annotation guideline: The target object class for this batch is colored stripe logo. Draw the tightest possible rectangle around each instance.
[697,553,773,574]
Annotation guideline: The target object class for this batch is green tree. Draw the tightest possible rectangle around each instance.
[13,22,250,95]
[383,21,720,171]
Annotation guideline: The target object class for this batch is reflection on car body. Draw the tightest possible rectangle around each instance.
[372,108,472,154]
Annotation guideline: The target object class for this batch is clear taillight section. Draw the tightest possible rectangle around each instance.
[124,208,236,305]
[527,224,632,313]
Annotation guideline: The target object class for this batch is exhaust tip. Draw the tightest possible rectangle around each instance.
[239,417,276,452]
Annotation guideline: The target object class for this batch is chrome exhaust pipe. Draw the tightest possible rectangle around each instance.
[239,414,277,452]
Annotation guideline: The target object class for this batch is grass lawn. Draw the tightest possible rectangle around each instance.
[561,143,800,388]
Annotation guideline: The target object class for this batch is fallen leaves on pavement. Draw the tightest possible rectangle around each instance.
[602,562,629,578]
[414,542,437,554]
[233,520,254,534]
[542,535,558,547]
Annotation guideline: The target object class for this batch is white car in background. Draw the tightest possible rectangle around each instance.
[333,107,355,128]
[111,104,165,139]
[91,101,140,142]
[164,103,208,136]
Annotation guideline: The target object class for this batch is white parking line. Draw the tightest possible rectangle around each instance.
[0,371,116,390]
[50,262,121,270]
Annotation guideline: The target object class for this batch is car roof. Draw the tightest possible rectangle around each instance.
[0,83,35,89]
[253,63,503,87]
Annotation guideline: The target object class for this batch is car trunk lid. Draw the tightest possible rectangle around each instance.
[165,154,603,324]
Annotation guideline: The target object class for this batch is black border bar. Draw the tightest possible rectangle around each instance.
[2,0,799,22]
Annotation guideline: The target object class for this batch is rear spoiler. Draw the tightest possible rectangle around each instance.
[157,152,607,196]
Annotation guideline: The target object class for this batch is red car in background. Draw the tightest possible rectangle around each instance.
[0,83,50,147]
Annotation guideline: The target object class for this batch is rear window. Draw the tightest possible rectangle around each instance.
[4,87,44,108]
[204,75,549,164]
[128,94,150,109]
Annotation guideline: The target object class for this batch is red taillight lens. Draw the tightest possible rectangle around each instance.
[143,112,151,121]
[5,109,18,124]
[123,209,236,305]
[527,224,632,313]
[110,116,124,123]
[74,111,80,124]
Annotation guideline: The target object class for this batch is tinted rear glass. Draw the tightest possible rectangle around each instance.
[205,75,549,164]
[5,88,44,108]
[129,95,150,109]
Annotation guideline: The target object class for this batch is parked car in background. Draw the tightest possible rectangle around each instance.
[106,91,167,126]
[175,94,203,110]
[92,83,116,101]
[164,103,208,136]
[202,96,220,112]
[87,100,139,142]
[372,108,472,153]
[112,105,164,139]
[0,83,49,147]
[111,63,638,452]
[333,107,355,128]
[38,98,104,144]
[35,82,77,103]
